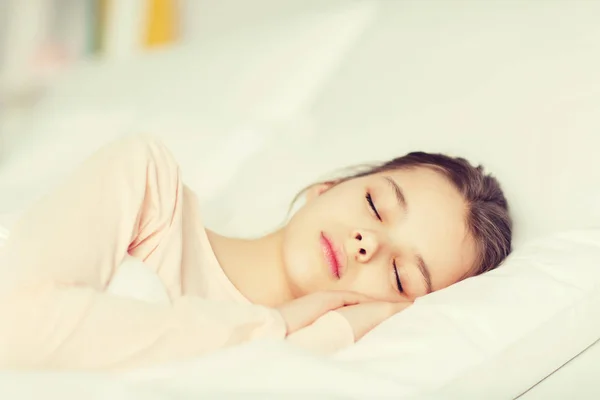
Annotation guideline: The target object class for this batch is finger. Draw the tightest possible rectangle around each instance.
[276,292,362,333]
[278,291,379,335]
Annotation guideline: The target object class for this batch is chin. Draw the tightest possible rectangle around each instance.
[282,257,311,297]
[281,221,330,296]
[282,248,322,297]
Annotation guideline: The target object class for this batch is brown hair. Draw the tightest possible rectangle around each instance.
[292,152,512,278]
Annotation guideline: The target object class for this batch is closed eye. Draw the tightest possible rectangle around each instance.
[393,261,403,293]
[366,193,382,221]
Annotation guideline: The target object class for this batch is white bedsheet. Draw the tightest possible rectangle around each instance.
[0,346,397,400]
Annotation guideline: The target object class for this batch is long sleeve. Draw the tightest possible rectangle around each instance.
[0,135,286,370]
[286,311,355,355]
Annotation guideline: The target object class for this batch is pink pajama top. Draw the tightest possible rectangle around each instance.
[0,136,354,370]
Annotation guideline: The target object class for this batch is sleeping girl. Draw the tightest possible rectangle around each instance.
[0,135,512,369]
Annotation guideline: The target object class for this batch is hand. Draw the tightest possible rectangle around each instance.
[276,291,374,335]
[335,301,412,341]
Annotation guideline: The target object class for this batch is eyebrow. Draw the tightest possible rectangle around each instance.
[416,254,433,294]
[383,176,407,212]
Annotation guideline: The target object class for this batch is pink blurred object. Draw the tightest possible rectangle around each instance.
[31,42,73,79]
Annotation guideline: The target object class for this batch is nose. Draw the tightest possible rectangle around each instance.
[351,230,380,263]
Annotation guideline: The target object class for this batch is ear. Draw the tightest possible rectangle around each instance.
[305,181,335,202]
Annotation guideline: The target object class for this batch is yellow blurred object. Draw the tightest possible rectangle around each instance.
[144,0,178,47]
[97,0,109,53]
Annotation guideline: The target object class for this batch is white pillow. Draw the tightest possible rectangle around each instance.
[334,229,600,398]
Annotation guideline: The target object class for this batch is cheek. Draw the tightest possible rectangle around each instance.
[281,212,327,296]
[345,266,396,301]
[280,190,372,296]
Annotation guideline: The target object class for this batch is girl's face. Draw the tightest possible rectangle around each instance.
[281,167,477,302]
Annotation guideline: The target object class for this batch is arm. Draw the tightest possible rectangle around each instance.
[0,136,286,370]
[286,311,355,354]
[286,302,412,355]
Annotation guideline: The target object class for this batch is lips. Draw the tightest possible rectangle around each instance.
[320,232,343,279]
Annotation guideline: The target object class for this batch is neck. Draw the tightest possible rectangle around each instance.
[205,228,294,307]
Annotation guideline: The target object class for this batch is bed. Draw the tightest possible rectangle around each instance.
[1,1,600,398]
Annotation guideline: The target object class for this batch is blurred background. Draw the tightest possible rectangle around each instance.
[0,0,345,103]
[0,0,352,160]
